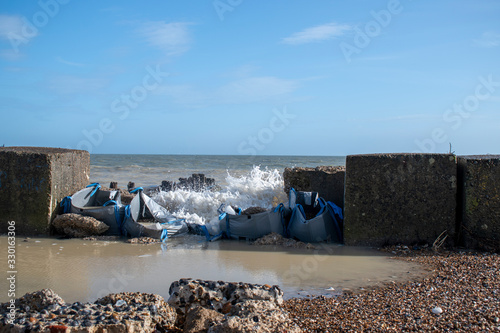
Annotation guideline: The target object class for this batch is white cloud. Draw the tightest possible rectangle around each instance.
[473,31,500,48]
[0,15,30,40]
[282,22,351,45]
[138,21,194,55]
[56,56,86,67]
[155,76,300,108]
[0,14,37,59]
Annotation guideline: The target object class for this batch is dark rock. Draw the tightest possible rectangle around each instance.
[344,153,457,247]
[144,174,218,195]
[458,155,500,251]
[161,180,173,191]
[109,181,118,189]
[283,166,345,209]
[241,207,268,215]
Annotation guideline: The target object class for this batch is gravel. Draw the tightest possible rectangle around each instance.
[283,249,500,332]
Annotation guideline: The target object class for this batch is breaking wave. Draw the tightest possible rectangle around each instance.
[150,166,287,235]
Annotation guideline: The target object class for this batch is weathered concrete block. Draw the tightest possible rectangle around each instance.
[458,155,500,251]
[283,166,345,209]
[344,153,457,247]
[0,147,89,235]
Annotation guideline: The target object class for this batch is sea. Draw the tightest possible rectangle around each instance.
[90,154,346,235]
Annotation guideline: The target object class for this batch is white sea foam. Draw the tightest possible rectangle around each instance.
[150,166,287,235]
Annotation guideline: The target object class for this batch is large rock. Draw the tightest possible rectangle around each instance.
[52,213,109,237]
[208,300,302,333]
[0,147,89,235]
[283,166,345,209]
[0,290,177,332]
[96,292,177,329]
[168,279,283,315]
[144,174,218,195]
[170,279,301,333]
[344,154,457,247]
[12,289,66,312]
[458,155,500,251]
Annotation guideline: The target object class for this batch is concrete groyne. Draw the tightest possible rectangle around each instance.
[344,154,457,247]
[1,147,499,251]
[458,155,500,251]
[283,166,345,210]
[0,147,89,235]
[285,153,500,251]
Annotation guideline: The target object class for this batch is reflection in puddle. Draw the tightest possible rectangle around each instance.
[0,236,426,303]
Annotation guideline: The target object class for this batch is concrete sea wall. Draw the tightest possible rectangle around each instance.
[0,147,89,235]
[283,166,345,209]
[458,155,500,251]
[343,154,457,247]
[284,153,500,251]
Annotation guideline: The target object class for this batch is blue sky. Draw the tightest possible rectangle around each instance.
[0,0,499,155]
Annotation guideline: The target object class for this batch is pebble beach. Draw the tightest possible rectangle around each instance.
[284,249,500,332]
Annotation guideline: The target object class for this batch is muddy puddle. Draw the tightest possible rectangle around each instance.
[0,236,427,303]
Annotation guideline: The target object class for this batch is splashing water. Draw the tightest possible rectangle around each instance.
[151,166,287,234]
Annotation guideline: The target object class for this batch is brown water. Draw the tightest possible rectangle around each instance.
[1,236,426,303]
